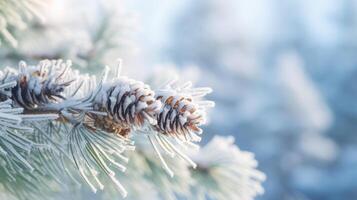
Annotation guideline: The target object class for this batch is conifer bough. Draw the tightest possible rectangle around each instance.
[0,59,214,197]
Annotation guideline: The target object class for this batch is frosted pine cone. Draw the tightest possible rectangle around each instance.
[154,81,214,142]
[1,60,74,109]
[92,77,162,136]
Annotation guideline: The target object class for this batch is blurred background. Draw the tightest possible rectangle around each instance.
[1,0,357,199]
[127,1,357,199]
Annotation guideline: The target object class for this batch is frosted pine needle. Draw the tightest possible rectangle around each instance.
[67,124,134,197]
[123,136,194,200]
[189,136,266,200]
[0,80,50,173]
[0,81,61,200]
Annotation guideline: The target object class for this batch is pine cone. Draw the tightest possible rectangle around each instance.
[4,60,74,109]
[93,77,162,136]
[154,82,214,141]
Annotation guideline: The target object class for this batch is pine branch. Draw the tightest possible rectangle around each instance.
[0,59,265,200]
[0,59,215,198]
